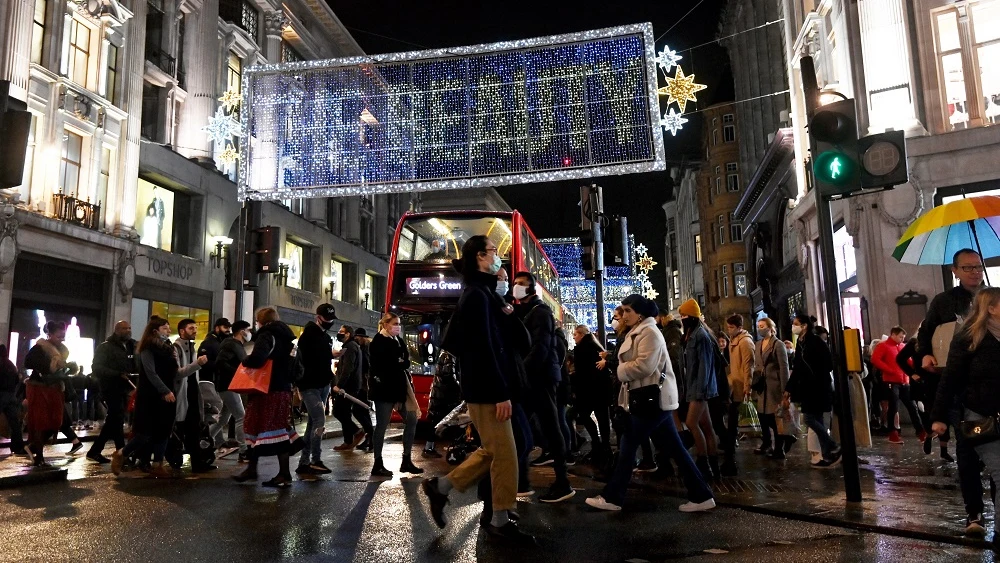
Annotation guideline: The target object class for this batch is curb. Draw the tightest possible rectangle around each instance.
[0,467,68,489]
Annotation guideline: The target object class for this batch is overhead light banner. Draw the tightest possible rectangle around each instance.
[239,23,665,200]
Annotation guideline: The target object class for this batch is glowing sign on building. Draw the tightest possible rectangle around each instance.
[239,23,665,200]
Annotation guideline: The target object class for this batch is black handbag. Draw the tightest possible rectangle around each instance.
[628,383,663,419]
[959,413,1000,447]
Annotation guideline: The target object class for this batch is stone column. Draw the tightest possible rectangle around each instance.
[111,0,148,235]
[0,0,34,100]
[345,198,361,243]
[264,11,285,64]
[176,0,219,162]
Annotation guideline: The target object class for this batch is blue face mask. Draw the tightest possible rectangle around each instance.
[488,253,502,275]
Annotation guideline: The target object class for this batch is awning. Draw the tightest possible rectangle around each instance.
[733,128,796,225]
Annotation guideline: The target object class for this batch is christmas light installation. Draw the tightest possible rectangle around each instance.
[203,106,242,148]
[658,66,707,114]
[655,46,682,74]
[238,24,666,201]
[219,144,239,172]
[634,242,660,300]
[219,89,242,112]
[660,107,689,136]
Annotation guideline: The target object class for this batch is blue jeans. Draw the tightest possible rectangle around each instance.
[603,410,713,507]
[512,403,533,489]
[374,401,416,460]
[299,386,330,466]
[803,412,839,460]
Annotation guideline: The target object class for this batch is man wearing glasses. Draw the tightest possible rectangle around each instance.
[918,247,987,538]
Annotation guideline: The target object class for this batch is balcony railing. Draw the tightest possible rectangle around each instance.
[145,44,176,77]
[52,193,101,230]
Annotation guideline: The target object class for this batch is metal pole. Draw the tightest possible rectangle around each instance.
[234,201,248,321]
[592,186,606,348]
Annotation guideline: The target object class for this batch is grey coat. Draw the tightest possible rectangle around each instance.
[754,337,789,415]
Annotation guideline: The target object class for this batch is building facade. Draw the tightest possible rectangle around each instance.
[726,0,1000,341]
[662,166,705,314]
[0,0,404,368]
[697,103,752,328]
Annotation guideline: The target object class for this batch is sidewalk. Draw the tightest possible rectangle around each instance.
[590,432,994,550]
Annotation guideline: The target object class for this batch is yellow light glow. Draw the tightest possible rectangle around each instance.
[657,66,707,113]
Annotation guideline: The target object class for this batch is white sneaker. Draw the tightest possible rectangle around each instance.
[585,495,622,512]
[678,498,716,512]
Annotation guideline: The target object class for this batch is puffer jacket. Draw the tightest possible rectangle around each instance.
[617,317,679,412]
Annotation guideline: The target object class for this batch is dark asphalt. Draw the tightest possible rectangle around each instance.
[0,437,995,563]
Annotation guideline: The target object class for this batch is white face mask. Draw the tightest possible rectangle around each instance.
[512,284,530,301]
[791,325,803,336]
[495,281,508,296]
[611,319,620,330]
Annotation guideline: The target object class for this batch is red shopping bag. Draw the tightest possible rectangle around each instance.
[229,360,273,394]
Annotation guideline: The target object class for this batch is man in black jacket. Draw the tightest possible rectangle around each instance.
[512,271,574,503]
[197,318,231,385]
[332,325,368,451]
[0,344,25,455]
[295,304,338,475]
[920,248,988,537]
[87,321,135,464]
[211,320,250,461]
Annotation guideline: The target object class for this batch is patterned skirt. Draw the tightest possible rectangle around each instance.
[244,391,303,457]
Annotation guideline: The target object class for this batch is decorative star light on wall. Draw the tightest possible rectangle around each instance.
[634,243,648,256]
[203,106,242,147]
[660,108,689,136]
[655,46,682,73]
[658,66,707,114]
[219,89,242,113]
[634,242,660,300]
[219,144,239,172]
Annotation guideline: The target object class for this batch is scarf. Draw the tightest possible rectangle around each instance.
[988,317,1000,342]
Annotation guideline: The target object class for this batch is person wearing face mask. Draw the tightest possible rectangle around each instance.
[333,325,374,454]
[368,312,423,478]
[721,314,755,476]
[293,304,340,476]
[677,299,721,479]
[784,313,840,468]
[211,320,251,462]
[423,235,535,544]
[753,317,790,458]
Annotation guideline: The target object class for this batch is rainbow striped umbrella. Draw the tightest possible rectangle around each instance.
[892,196,1000,269]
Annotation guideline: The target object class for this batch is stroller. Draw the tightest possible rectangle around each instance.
[435,401,481,465]
[125,380,220,470]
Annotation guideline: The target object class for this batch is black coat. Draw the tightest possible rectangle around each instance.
[243,321,296,393]
[448,270,510,404]
[196,332,226,384]
[214,337,248,392]
[918,285,976,361]
[517,296,561,386]
[335,338,363,394]
[369,333,410,403]
[428,351,463,425]
[933,328,1000,423]
[786,333,834,415]
[572,335,611,407]
[297,321,334,390]
[133,341,178,439]
[93,335,136,396]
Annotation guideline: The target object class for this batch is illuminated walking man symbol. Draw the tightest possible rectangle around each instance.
[829,157,843,179]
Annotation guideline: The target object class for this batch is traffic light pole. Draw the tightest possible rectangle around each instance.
[802,56,863,503]
[593,213,606,349]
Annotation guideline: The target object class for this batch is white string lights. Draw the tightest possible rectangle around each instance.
[634,242,660,300]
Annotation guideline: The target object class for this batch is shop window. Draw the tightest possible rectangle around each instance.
[284,240,304,290]
[104,44,119,103]
[694,234,702,263]
[60,131,84,197]
[363,272,376,310]
[68,18,92,88]
[136,178,192,255]
[31,0,46,65]
[151,301,210,342]
[328,258,345,301]
[934,1,1000,129]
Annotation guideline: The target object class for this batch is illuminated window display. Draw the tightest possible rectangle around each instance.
[136,178,175,252]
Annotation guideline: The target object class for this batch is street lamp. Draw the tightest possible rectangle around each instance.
[276,258,291,286]
[361,285,371,309]
[324,276,337,300]
[210,235,233,269]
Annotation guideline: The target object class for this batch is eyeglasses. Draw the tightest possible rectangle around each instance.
[958,265,985,273]
[483,247,498,255]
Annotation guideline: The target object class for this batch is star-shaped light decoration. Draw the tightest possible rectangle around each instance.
[218,144,239,173]
[634,243,648,256]
[203,107,242,147]
[660,108,689,136]
[644,287,660,300]
[636,254,657,272]
[219,89,242,112]
[655,46,682,74]
[636,272,649,284]
[658,66,707,114]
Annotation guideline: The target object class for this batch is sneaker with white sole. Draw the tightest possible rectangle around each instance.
[539,485,575,503]
[678,498,716,512]
[585,495,622,511]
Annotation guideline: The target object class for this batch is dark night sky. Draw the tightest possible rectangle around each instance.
[328,0,733,296]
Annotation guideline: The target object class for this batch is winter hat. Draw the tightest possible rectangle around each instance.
[622,294,659,319]
[678,298,701,318]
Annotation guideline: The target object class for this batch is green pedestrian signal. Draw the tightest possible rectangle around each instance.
[814,150,856,186]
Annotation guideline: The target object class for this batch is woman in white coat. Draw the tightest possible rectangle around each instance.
[586,294,715,513]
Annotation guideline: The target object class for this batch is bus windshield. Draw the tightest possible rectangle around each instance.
[395,216,513,263]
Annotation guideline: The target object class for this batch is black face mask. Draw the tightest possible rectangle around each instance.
[681,317,700,333]
[320,320,335,331]
[336,333,347,343]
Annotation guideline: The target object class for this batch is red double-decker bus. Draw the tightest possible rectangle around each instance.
[384,211,562,421]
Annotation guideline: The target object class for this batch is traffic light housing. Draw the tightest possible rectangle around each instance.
[248,226,281,274]
[858,129,908,190]
[0,109,31,188]
[580,229,596,280]
[809,99,861,198]
[604,215,630,267]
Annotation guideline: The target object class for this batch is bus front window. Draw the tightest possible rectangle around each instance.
[398,216,513,263]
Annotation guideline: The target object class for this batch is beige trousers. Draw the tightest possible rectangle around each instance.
[445,402,518,511]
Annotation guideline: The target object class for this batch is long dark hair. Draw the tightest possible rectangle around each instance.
[137,316,170,354]
[452,235,490,278]
[793,312,817,337]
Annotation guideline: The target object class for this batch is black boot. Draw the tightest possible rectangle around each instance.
[696,456,713,479]
[400,456,424,474]
[371,458,393,478]
[768,436,786,459]
[708,455,721,480]
[720,452,738,476]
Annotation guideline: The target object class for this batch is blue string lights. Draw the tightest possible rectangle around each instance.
[542,238,639,333]
[238,24,666,200]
